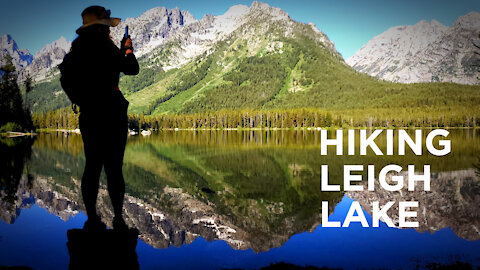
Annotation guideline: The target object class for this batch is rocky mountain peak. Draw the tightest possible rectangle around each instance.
[0,34,33,72]
[347,12,480,85]
[453,11,480,30]
[306,22,337,53]
[167,7,184,26]
[223,4,250,19]
[2,2,335,82]
[250,1,269,10]
[414,19,428,27]
[429,19,444,28]
[109,6,202,57]
[249,1,290,21]
[21,36,71,81]
[138,6,167,19]
[1,34,14,49]
[181,10,197,26]
[411,19,447,33]
[34,36,70,56]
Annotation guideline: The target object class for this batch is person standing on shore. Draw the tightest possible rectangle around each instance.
[59,6,139,231]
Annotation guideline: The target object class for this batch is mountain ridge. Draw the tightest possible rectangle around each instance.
[0,34,33,72]
[346,11,480,85]
[2,5,479,86]
[2,2,479,126]
[4,1,329,82]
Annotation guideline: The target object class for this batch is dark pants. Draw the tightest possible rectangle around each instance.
[79,111,128,220]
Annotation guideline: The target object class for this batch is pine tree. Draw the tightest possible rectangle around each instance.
[0,54,33,131]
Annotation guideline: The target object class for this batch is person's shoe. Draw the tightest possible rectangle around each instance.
[113,216,128,231]
[113,217,139,235]
[83,216,107,232]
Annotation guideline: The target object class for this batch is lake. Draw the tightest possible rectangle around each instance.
[0,129,479,269]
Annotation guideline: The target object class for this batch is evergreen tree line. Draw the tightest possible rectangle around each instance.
[0,54,33,132]
[33,107,479,131]
[32,106,79,130]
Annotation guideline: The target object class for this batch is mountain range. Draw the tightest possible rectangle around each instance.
[347,11,480,85]
[0,34,70,81]
[4,2,311,81]
[1,2,479,117]
[4,4,478,86]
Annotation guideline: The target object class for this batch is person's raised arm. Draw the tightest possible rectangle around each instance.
[120,36,139,75]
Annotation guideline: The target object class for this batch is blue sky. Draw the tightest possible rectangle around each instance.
[1,0,479,59]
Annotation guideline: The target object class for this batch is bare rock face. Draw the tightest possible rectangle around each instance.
[20,36,70,81]
[0,34,70,82]
[0,34,33,73]
[109,7,195,57]
[346,169,480,240]
[347,12,480,85]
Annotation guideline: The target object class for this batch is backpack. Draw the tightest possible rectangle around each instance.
[59,50,86,107]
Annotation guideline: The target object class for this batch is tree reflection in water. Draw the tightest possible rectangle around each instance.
[1,130,479,253]
[0,136,34,209]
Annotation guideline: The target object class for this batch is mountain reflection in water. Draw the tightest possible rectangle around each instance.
[0,129,479,269]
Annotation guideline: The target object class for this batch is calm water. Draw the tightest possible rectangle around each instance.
[0,129,479,269]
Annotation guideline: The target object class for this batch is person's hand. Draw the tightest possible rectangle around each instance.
[121,36,133,54]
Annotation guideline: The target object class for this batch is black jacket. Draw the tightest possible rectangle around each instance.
[61,29,139,116]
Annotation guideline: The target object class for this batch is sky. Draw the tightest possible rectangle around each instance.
[1,0,479,59]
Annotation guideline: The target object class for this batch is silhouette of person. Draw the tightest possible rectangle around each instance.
[62,6,139,231]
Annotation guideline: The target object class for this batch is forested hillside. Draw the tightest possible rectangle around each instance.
[25,3,480,128]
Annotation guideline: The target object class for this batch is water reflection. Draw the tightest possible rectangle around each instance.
[0,136,34,222]
[346,169,480,240]
[0,130,479,267]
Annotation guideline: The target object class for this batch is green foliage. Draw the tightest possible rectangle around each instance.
[144,55,214,114]
[149,40,180,66]
[173,33,480,118]
[119,63,165,94]
[26,75,71,113]
[125,107,480,130]
[145,93,176,114]
[0,122,23,133]
[32,106,79,130]
[0,54,33,131]
[168,56,213,93]
[181,54,289,112]
[33,107,79,130]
